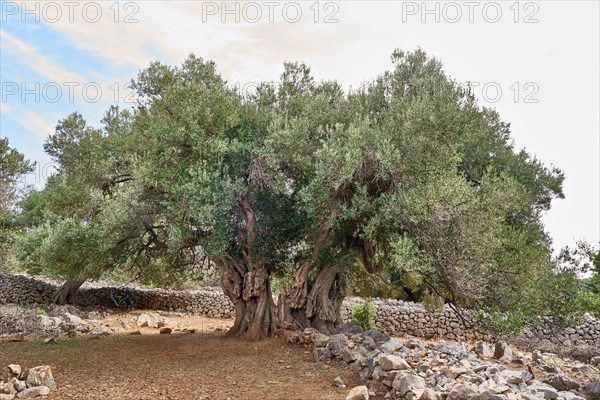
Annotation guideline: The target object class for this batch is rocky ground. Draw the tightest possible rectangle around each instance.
[1,304,600,400]
[283,324,600,400]
[0,305,360,399]
[0,304,231,340]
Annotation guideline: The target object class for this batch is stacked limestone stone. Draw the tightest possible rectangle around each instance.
[341,297,600,349]
[75,286,235,318]
[341,298,487,342]
[522,314,600,348]
[0,273,235,319]
[0,274,53,305]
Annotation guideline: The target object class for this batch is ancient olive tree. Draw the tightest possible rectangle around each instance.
[18,49,571,338]
[263,50,567,335]
[18,57,298,338]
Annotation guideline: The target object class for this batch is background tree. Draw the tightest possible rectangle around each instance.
[557,241,600,318]
[0,137,34,265]
[17,108,139,303]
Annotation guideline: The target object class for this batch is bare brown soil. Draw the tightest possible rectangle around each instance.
[0,314,361,400]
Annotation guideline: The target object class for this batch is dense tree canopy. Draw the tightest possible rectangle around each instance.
[16,49,573,339]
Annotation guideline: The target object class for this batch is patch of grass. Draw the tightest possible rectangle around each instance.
[34,308,47,316]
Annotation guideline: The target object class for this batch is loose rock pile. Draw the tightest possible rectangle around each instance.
[0,304,112,339]
[282,324,600,400]
[0,365,55,399]
[0,304,209,339]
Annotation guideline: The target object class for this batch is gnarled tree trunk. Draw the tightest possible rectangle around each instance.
[209,194,280,341]
[277,228,346,334]
[277,229,382,334]
[52,279,85,305]
[213,256,279,341]
[278,263,346,334]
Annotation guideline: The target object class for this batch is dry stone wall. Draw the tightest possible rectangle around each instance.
[0,272,235,318]
[341,297,488,341]
[341,297,600,349]
[1,272,599,347]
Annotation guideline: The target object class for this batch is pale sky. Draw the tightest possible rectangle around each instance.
[1,1,598,253]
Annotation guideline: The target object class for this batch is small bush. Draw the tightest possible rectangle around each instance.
[352,301,375,330]
[474,308,534,338]
[578,292,600,318]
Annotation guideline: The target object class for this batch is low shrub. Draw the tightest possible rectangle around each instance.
[352,301,375,330]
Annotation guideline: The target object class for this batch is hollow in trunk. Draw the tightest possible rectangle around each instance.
[278,264,346,334]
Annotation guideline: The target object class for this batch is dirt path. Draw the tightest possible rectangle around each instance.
[0,324,360,400]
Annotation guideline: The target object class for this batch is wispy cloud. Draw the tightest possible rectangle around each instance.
[19,111,55,139]
[0,29,84,83]
[2,105,55,139]
[40,3,179,69]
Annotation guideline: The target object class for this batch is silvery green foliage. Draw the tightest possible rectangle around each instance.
[16,50,575,334]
